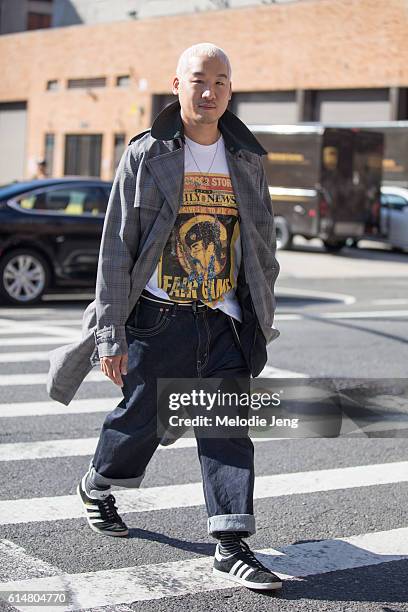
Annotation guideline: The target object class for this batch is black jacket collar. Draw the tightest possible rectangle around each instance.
[148,100,267,156]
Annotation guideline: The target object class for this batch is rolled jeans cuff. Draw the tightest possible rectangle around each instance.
[208,513,256,539]
[90,462,146,488]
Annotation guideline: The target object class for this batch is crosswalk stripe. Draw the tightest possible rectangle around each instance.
[0,540,62,582]
[0,324,79,339]
[260,365,308,377]
[0,527,407,610]
[0,461,406,526]
[0,364,305,394]
[0,371,107,386]
[0,320,82,329]
[0,351,60,363]
[0,337,75,347]
[0,308,58,316]
[0,397,119,417]
[0,436,281,462]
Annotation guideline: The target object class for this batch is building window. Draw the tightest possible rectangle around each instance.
[116,75,130,88]
[113,134,126,172]
[44,133,55,177]
[46,80,59,91]
[67,78,106,89]
[64,134,103,177]
[27,12,52,30]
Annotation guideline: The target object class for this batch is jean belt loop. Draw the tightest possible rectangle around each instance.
[170,302,178,317]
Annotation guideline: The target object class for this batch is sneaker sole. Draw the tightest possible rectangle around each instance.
[76,484,129,538]
[212,567,282,590]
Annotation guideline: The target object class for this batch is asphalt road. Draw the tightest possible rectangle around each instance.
[0,241,407,612]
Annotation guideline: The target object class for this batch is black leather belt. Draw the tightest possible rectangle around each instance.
[140,289,211,311]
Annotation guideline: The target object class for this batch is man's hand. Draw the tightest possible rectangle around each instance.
[100,354,128,387]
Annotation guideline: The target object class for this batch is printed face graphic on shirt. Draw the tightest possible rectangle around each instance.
[157,172,240,305]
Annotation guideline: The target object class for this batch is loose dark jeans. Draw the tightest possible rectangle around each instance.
[91,291,255,539]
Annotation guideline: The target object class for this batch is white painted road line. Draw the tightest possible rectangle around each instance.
[371,299,408,305]
[0,319,82,329]
[0,323,79,339]
[0,540,63,582]
[0,527,407,610]
[0,397,119,417]
[0,371,107,386]
[0,309,59,316]
[0,367,305,389]
[275,310,408,321]
[260,365,309,378]
[0,337,75,347]
[0,461,406,526]
[277,287,356,305]
[0,351,58,363]
[0,436,282,462]
[320,309,408,319]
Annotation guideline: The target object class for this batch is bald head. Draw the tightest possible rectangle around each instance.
[176,43,232,80]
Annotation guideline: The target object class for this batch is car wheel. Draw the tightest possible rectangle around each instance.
[323,239,346,253]
[275,217,293,250]
[0,248,51,306]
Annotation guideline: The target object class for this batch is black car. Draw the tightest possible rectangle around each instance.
[0,178,112,305]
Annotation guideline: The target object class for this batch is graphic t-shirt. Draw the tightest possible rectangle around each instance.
[145,133,242,321]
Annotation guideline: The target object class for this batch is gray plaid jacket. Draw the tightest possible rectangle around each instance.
[46,101,280,405]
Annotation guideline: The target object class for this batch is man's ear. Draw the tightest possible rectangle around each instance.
[172,76,180,96]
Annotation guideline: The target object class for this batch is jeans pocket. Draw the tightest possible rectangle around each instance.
[125,302,172,337]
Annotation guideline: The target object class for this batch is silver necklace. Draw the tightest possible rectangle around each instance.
[179,131,222,302]
[185,132,220,175]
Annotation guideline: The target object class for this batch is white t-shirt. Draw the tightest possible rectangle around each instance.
[145,133,242,322]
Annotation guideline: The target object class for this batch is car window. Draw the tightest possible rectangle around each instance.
[15,186,108,215]
[382,194,407,209]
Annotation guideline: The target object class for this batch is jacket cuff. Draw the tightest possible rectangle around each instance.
[93,325,128,359]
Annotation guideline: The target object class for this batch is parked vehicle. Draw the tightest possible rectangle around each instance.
[308,121,408,189]
[379,186,408,251]
[0,178,112,305]
[249,125,384,251]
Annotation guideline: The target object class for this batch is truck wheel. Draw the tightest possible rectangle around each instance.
[0,248,51,306]
[323,239,346,253]
[275,218,293,250]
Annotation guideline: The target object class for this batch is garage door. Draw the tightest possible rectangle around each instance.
[316,89,390,122]
[233,91,297,124]
[0,102,27,184]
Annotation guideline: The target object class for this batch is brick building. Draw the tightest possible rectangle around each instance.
[0,0,407,182]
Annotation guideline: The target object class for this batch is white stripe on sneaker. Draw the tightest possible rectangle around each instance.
[230,560,243,576]
[241,566,256,580]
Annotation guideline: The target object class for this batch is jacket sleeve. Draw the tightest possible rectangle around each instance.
[94,144,141,358]
[258,158,281,340]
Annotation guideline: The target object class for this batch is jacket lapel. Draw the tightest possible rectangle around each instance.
[145,146,185,217]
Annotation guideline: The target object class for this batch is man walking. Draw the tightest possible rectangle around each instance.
[77,43,281,591]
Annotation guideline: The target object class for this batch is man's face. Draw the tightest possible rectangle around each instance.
[173,54,232,126]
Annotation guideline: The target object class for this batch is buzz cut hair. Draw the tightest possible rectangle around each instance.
[176,43,232,80]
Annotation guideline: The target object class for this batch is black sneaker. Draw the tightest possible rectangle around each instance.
[213,540,282,590]
[77,471,129,537]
